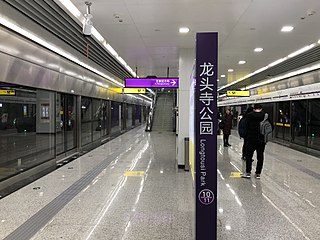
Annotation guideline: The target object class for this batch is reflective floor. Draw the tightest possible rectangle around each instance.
[0,126,194,240]
[217,132,320,240]
[0,128,320,239]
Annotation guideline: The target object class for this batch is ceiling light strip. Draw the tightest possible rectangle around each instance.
[57,0,137,77]
[0,15,125,87]
[241,63,320,90]
[219,39,319,92]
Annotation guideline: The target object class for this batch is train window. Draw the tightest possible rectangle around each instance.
[111,102,121,134]
[275,101,290,141]
[0,86,55,181]
[81,97,92,146]
[308,99,320,150]
[291,101,307,146]
[92,99,102,141]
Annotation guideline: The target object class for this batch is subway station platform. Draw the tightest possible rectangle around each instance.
[0,127,319,240]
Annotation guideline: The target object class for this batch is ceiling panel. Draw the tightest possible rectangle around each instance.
[68,0,320,86]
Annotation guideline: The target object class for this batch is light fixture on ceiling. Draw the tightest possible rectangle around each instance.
[220,74,226,78]
[281,26,294,32]
[228,69,234,72]
[217,79,220,82]
[58,0,136,78]
[179,27,190,33]
[254,47,263,52]
[287,43,316,58]
[57,0,81,17]
[218,38,320,92]
[0,15,125,87]
[238,60,246,65]
[268,57,287,67]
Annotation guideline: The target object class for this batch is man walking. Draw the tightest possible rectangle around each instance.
[241,104,270,179]
[238,106,253,160]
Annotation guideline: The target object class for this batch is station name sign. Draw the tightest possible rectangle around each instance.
[125,78,179,88]
[195,32,217,240]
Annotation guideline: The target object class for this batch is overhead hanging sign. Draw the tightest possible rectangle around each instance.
[123,88,146,94]
[195,32,217,240]
[109,88,122,93]
[109,88,146,94]
[125,78,179,88]
[227,90,250,97]
[0,89,15,95]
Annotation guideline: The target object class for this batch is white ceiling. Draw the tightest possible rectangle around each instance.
[70,0,320,87]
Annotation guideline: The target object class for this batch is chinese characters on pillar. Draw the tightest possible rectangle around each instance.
[195,32,218,240]
[199,62,215,135]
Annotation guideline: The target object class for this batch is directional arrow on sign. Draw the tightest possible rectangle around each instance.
[170,79,176,86]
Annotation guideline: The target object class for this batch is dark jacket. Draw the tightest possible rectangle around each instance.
[223,113,233,135]
[246,111,265,141]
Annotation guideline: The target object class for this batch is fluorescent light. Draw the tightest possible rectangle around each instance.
[238,60,246,65]
[59,0,137,80]
[287,44,316,58]
[281,26,294,32]
[228,69,234,72]
[117,56,127,66]
[0,16,125,88]
[217,79,220,82]
[179,27,190,33]
[220,75,226,78]
[268,57,287,67]
[254,47,263,52]
[104,43,118,57]
[125,64,133,73]
[245,62,320,90]
[318,39,320,44]
[92,28,104,42]
[57,0,81,18]
[253,66,268,75]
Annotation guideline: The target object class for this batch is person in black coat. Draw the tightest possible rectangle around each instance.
[223,108,233,147]
[241,104,271,179]
[241,106,253,159]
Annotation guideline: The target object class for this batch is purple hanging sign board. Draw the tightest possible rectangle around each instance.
[195,32,217,240]
[125,78,179,88]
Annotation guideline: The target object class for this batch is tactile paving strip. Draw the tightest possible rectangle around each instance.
[4,136,143,240]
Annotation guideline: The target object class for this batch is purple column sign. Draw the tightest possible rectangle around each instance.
[195,32,217,239]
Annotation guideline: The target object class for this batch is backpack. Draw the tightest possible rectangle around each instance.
[238,116,248,138]
[259,113,273,143]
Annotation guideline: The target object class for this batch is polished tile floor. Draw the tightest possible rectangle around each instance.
[217,132,320,240]
[0,126,194,240]
[0,127,320,240]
